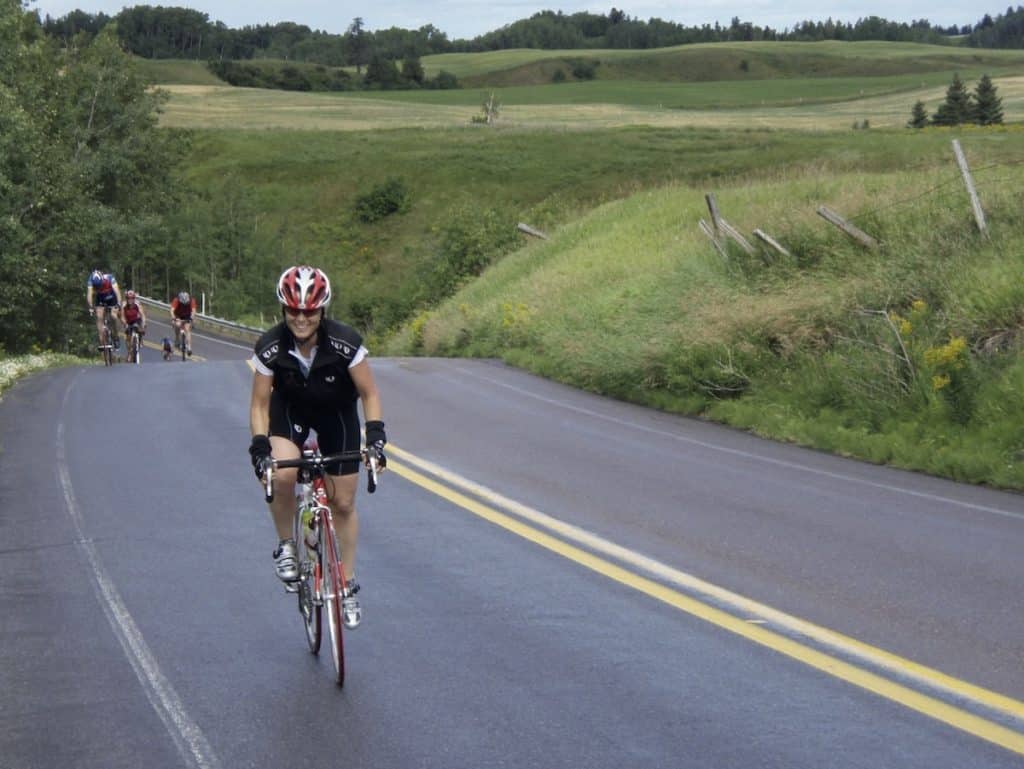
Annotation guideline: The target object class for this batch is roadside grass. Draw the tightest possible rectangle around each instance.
[381,141,1024,489]
[0,353,85,399]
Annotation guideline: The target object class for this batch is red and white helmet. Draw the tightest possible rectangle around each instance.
[277,266,332,310]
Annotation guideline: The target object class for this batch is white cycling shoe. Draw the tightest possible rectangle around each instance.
[273,539,299,582]
[342,582,361,629]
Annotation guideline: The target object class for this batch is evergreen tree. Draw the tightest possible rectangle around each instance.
[931,73,972,126]
[907,100,929,128]
[972,74,1003,125]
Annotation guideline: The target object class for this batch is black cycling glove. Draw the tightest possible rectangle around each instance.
[249,434,272,479]
[364,420,387,468]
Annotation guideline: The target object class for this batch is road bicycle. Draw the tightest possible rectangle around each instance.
[126,324,144,365]
[263,445,378,686]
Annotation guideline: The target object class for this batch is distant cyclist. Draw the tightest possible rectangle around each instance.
[170,290,197,356]
[121,290,147,354]
[86,270,123,353]
[248,265,387,630]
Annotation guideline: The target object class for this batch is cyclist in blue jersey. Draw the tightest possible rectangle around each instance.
[86,270,123,353]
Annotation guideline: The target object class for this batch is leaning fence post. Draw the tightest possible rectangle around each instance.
[816,206,878,249]
[699,219,728,260]
[516,222,549,240]
[951,139,988,238]
[705,194,723,235]
[753,229,792,260]
[719,219,756,256]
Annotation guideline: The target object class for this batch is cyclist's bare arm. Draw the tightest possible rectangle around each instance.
[249,372,273,442]
[350,360,382,425]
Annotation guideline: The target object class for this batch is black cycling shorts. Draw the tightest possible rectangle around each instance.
[93,296,118,309]
[269,390,361,475]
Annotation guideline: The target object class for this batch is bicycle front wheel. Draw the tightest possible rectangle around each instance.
[293,507,321,654]
[320,517,346,686]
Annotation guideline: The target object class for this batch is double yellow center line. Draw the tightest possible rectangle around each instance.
[385,444,1024,756]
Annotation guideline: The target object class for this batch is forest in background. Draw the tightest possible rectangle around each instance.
[36,3,1024,70]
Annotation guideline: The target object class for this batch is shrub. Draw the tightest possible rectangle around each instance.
[353,178,411,223]
[568,58,597,80]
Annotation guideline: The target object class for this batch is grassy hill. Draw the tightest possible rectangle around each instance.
[380,133,1024,489]
[155,40,1024,488]
[424,41,1024,85]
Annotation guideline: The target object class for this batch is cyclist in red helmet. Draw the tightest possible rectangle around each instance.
[121,290,147,357]
[248,265,386,630]
[170,290,197,357]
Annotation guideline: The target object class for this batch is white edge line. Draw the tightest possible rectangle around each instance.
[57,380,222,769]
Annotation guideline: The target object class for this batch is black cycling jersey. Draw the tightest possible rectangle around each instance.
[253,318,364,408]
[254,318,366,475]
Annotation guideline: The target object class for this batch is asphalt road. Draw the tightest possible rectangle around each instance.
[1,332,1023,769]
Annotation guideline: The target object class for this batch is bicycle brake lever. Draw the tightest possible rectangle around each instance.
[366,454,378,494]
[263,462,275,503]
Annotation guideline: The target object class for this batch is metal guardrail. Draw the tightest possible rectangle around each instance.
[138,296,265,345]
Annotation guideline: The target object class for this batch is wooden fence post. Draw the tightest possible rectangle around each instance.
[719,218,756,255]
[699,219,728,260]
[952,139,988,238]
[753,229,792,260]
[517,222,549,240]
[705,193,723,235]
[816,206,878,249]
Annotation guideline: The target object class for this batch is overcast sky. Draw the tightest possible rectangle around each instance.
[27,0,980,40]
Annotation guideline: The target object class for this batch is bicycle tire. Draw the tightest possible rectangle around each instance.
[293,504,321,654]
[320,516,346,686]
[102,325,113,366]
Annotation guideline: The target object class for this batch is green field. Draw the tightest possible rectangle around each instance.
[158,40,1024,488]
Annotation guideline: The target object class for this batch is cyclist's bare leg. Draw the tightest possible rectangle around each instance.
[94,306,107,347]
[184,321,193,351]
[267,436,301,541]
[326,473,359,582]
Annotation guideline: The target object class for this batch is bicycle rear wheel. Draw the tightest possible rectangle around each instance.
[320,516,346,686]
[293,507,321,654]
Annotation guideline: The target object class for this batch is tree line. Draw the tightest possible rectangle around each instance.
[965,6,1024,48]
[37,4,1024,70]
[2,0,302,354]
[1,0,188,355]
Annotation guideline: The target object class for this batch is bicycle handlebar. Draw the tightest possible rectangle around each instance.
[263,449,379,502]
